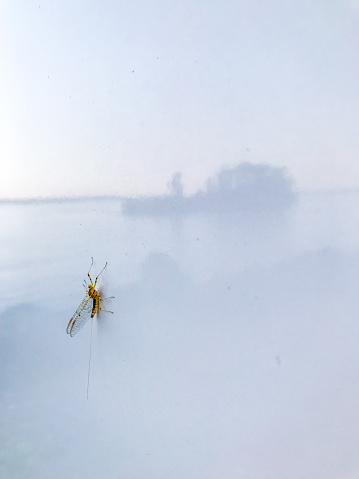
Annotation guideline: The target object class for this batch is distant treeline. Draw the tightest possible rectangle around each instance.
[122,163,296,216]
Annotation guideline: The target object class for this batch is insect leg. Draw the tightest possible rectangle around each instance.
[88,257,94,285]
[93,262,108,288]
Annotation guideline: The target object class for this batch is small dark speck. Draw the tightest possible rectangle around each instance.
[227,286,231,290]
[196,237,199,241]
[275,355,281,366]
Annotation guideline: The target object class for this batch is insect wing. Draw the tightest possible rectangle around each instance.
[66,295,93,337]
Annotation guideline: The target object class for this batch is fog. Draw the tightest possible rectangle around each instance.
[1,170,359,478]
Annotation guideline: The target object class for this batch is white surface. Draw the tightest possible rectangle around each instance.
[1,190,359,478]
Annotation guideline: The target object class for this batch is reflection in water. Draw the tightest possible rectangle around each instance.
[123,163,296,216]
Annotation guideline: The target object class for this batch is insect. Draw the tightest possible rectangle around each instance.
[67,258,114,398]
[66,258,113,337]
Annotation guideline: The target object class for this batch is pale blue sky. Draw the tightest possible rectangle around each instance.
[1,0,359,198]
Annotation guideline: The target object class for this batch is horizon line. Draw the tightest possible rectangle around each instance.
[0,194,125,205]
[0,187,358,205]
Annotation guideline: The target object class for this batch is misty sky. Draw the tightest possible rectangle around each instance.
[1,0,359,199]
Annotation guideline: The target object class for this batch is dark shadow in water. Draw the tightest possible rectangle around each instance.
[119,252,192,317]
[117,246,359,334]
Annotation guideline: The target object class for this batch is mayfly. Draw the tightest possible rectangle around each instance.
[67,258,114,398]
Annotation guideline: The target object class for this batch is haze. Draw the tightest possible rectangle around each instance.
[2,173,359,477]
[1,0,359,198]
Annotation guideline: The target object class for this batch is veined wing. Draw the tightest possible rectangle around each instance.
[66,295,93,337]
